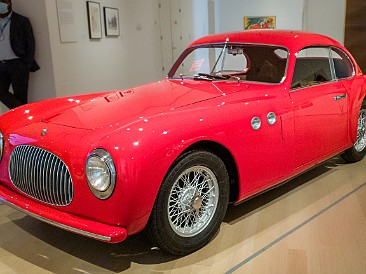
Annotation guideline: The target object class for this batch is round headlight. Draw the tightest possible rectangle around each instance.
[86,149,116,199]
[0,131,3,162]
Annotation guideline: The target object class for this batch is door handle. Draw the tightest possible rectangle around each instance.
[334,94,347,101]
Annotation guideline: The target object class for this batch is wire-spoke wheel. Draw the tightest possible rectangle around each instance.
[168,166,219,237]
[148,150,229,255]
[354,109,366,152]
[342,101,366,163]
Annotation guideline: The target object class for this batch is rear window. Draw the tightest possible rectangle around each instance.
[331,48,354,79]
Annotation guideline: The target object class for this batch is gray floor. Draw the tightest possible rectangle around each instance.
[1,156,366,273]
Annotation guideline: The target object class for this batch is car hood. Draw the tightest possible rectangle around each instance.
[43,79,224,130]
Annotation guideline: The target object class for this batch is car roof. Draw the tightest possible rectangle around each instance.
[189,30,343,52]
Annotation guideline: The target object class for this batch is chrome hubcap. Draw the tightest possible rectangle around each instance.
[355,109,366,152]
[168,166,219,237]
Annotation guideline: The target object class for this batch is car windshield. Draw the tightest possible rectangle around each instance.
[168,43,289,84]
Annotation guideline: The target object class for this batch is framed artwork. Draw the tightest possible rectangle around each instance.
[87,1,102,39]
[104,7,120,36]
[244,16,276,30]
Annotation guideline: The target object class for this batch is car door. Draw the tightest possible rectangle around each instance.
[289,47,349,168]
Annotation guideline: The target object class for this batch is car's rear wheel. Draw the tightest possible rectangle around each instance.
[148,150,229,255]
[342,101,366,163]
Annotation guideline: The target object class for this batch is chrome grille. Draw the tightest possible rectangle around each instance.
[9,145,74,206]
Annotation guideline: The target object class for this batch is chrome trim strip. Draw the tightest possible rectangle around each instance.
[290,79,338,92]
[0,197,112,242]
[328,47,336,80]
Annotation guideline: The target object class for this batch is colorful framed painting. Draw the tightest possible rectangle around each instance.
[244,16,276,30]
[87,1,102,39]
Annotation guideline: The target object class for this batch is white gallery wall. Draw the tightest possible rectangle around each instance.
[44,0,163,97]
[303,0,347,45]
[214,0,304,33]
[0,0,347,114]
[214,0,347,42]
[159,0,210,75]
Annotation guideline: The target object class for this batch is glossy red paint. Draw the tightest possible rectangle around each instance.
[0,185,127,243]
[0,30,365,243]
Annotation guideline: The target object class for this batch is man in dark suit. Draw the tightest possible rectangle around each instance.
[0,0,39,109]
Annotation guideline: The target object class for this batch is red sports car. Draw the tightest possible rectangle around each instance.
[0,30,365,255]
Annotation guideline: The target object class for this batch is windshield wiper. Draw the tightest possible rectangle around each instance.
[211,38,229,74]
[193,73,227,81]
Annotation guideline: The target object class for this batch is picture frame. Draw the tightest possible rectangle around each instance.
[104,7,120,36]
[86,1,102,39]
[244,16,276,30]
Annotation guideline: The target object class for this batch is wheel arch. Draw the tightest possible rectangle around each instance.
[176,140,240,203]
[349,84,366,144]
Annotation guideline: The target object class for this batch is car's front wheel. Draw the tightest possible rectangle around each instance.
[148,150,229,255]
[342,101,366,163]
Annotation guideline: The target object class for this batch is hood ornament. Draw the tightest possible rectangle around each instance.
[41,129,48,136]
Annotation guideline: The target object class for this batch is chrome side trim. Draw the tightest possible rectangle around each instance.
[0,198,112,242]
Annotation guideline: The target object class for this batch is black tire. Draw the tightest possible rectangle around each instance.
[342,101,366,163]
[147,150,229,255]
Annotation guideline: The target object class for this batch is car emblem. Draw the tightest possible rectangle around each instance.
[41,129,48,136]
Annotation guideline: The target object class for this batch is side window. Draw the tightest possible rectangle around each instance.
[331,48,354,79]
[291,47,333,89]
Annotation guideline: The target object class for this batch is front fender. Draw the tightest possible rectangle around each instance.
[96,105,239,234]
